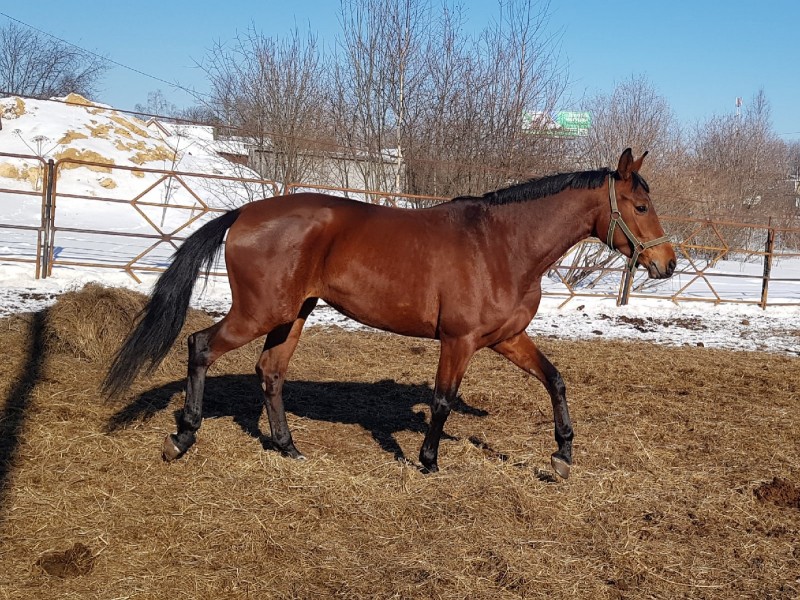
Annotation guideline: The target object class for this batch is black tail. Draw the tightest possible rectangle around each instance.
[102,209,241,396]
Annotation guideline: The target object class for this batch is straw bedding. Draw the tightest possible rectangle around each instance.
[0,284,797,599]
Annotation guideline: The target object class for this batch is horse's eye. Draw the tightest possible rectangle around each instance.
[635,205,648,214]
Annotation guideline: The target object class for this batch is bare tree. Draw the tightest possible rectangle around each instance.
[199,26,328,190]
[474,0,567,179]
[333,0,568,200]
[330,0,430,195]
[134,90,179,119]
[787,141,800,180]
[0,21,107,99]
[412,0,568,198]
[577,75,679,171]
[178,104,219,124]
[691,90,789,227]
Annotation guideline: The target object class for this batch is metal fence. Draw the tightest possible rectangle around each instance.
[542,217,800,308]
[1,152,799,308]
[0,153,48,277]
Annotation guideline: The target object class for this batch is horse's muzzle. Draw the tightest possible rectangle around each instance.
[646,257,676,279]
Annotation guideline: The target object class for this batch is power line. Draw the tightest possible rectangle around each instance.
[0,11,210,104]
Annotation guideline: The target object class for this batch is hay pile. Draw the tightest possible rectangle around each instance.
[0,285,798,599]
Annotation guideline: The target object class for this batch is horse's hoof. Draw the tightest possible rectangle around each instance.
[551,455,571,480]
[282,446,306,461]
[162,434,183,462]
[420,462,439,474]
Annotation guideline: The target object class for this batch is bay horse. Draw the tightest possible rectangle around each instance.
[103,148,676,478]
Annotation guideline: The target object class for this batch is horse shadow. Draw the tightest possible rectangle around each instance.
[106,374,488,463]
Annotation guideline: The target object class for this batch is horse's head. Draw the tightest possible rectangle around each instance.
[600,148,676,279]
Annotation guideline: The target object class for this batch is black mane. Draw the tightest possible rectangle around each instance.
[452,168,649,205]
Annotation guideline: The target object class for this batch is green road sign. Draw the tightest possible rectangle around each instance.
[555,111,591,136]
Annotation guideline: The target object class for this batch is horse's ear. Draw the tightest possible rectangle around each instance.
[616,148,634,180]
[631,150,649,173]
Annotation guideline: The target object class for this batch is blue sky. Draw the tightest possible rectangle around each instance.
[2,1,799,141]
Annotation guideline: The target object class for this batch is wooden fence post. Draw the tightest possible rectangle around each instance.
[618,268,633,306]
[760,218,775,309]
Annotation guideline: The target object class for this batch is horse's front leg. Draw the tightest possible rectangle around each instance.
[419,337,475,473]
[492,332,573,479]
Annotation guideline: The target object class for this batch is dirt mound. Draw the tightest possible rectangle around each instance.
[36,543,95,578]
[754,477,800,509]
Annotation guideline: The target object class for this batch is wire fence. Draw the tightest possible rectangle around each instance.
[1,152,799,308]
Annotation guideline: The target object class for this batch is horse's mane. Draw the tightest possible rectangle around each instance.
[451,168,649,205]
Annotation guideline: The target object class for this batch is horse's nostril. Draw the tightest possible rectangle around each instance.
[667,259,676,275]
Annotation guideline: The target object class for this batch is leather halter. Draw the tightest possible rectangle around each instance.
[606,175,670,276]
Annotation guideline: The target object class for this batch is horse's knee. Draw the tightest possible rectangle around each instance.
[264,373,282,397]
[430,392,451,417]
[256,360,282,396]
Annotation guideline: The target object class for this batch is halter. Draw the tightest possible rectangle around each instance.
[606,174,670,277]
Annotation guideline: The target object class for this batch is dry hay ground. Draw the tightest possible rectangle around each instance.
[0,284,798,599]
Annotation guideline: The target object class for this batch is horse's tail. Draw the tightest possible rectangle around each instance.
[102,208,242,397]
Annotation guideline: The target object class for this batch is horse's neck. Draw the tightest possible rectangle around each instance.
[496,188,603,277]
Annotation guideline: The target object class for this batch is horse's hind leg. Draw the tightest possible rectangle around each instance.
[491,332,573,479]
[255,298,317,460]
[162,314,262,461]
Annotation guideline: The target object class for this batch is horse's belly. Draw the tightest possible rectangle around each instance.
[320,255,440,337]
[322,289,439,338]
